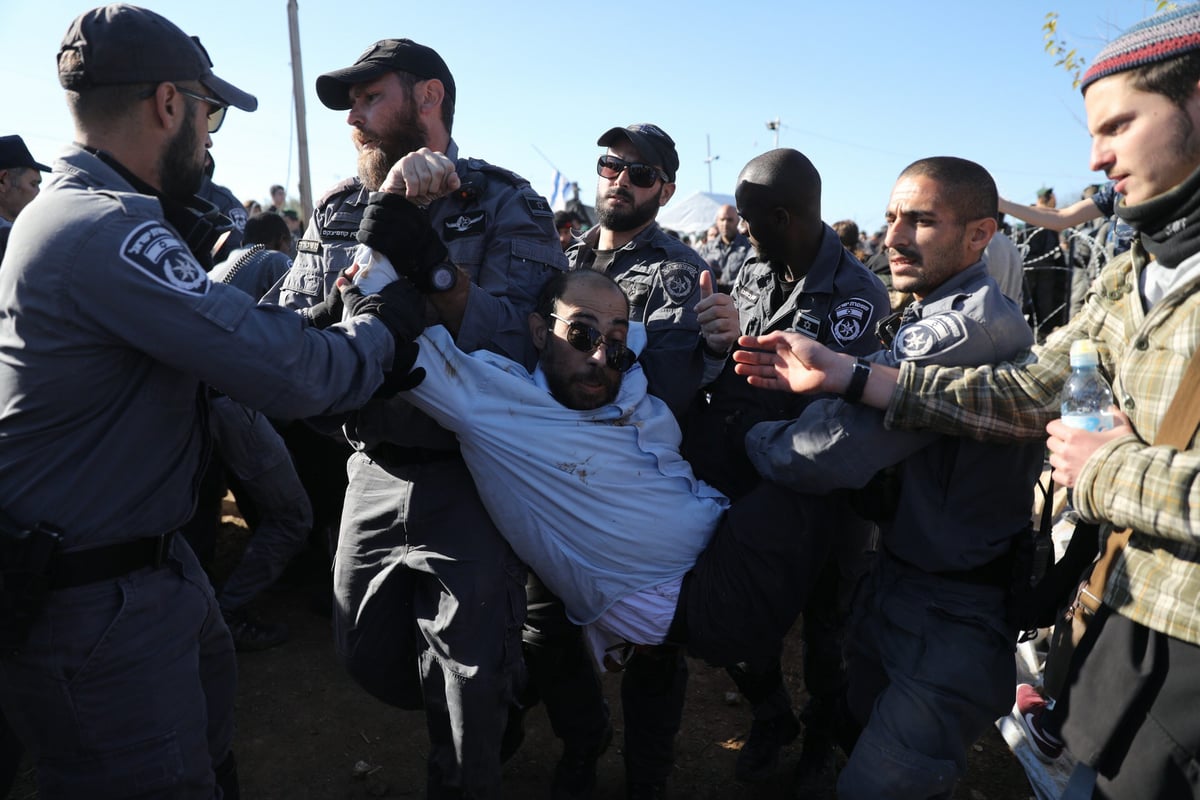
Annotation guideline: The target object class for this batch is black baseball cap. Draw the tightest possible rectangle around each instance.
[57,4,257,113]
[316,39,456,111]
[597,123,679,182]
[0,136,50,172]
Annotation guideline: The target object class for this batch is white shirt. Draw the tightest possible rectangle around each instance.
[402,324,730,638]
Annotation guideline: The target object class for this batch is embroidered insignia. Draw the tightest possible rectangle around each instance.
[794,311,821,340]
[524,195,553,217]
[119,221,209,296]
[296,239,322,255]
[442,211,486,240]
[661,263,698,303]
[894,312,969,360]
[829,298,874,346]
[227,205,248,231]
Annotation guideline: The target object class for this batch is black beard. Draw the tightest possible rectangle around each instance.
[596,187,661,232]
[159,103,205,202]
[355,102,428,191]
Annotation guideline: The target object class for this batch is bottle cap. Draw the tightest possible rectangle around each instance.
[1070,339,1100,367]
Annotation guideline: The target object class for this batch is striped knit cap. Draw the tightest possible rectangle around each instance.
[1080,3,1200,93]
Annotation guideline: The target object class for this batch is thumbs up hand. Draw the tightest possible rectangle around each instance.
[695,268,739,356]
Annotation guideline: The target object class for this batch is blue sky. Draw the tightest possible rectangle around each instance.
[0,1,1169,233]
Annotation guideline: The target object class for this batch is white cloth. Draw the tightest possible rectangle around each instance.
[402,323,730,627]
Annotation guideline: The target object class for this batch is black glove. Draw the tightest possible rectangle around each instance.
[302,275,346,329]
[357,192,453,293]
[340,278,427,344]
[375,340,426,396]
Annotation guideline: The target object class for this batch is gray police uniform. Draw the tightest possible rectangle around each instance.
[0,145,395,797]
[748,261,1043,799]
[197,174,247,263]
[685,222,888,770]
[268,140,565,798]
[567,221,717,419]
[699,232,754,291]
[210,244,293,302]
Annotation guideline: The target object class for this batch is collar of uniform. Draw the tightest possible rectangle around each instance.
[581,220,664,254]
[775,223,848,294]
[906,259,989,318]
[57,143,142,196]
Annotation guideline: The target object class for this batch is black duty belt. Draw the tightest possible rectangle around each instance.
[51,532,175,590]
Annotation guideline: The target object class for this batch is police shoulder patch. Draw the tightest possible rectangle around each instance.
[661,262,698,303]
[829,297,874,346]
[894,311,969,360]
[119,221,209,296]
[523,193,553,218]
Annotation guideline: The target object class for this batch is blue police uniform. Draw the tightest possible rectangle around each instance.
[269,140,565,798]
[197,175,247,263]
[748,261,1044,798]
[0,145,396,798]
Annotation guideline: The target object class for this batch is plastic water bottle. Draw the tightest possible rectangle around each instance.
[352,244,399,294]
[1060,339,1114,432]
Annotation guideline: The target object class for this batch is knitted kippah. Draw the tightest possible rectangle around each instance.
[1080,3,1200,93]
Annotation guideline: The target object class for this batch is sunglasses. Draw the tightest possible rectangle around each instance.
[174,86,229,133]
[549,313,637,372]
[597,154,668,189]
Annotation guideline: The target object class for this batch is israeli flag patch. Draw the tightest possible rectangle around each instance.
[894,312,969,360]
[120,221,210,296]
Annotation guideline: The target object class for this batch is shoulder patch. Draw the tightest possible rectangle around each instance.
[894,311,969,360]
[442,211,487,240]
[297,238,322,255]
[794,311,821,340]
[523,193,553,218]
[829,298,874,346]
[227,205,248,232]
[120,221,210,296]
[661,263,698,303]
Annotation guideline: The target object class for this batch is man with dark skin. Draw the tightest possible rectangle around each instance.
[684,148,887,788]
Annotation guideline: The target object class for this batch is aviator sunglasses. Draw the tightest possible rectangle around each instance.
[596,154,669,189]
[140,84,229,133]
[549,313,638,372]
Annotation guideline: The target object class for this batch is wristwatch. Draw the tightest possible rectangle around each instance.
[844,357,872,404]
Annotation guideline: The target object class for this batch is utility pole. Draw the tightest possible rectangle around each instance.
[766,118,781,149]
[287,0,313,220]
[704,134,720,194]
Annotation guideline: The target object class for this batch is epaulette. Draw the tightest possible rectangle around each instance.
[315,176,363,208]
[460,157,531,189]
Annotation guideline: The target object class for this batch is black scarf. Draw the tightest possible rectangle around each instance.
[1116,161,1200,269]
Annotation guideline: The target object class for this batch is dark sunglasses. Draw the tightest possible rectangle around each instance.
[597,154,668,189]
[175,86,228,133]
[549,313,637,371]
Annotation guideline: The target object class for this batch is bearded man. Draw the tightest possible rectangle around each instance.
[266,38,566,799]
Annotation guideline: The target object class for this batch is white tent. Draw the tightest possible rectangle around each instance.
[657,191,735,237]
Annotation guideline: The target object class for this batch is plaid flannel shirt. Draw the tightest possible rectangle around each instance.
[888,240,1200,645]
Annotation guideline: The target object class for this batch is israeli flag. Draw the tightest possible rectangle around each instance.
[549,171,569,211]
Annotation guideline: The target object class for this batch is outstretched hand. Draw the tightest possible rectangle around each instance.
[695,270,739,355]
[731,331,844,395]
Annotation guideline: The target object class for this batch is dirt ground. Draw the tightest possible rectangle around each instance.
[9,511,1036,800]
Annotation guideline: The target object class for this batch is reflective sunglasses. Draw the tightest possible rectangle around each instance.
[174,86,229,133]
[549,313,637,371]
[596,154,668,189]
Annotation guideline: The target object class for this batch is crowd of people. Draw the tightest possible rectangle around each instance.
[1,2,1199,800]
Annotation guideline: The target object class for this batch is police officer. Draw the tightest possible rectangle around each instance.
[517,123,738,800]
[266,38,567,798]
[0,135,50,261]
[698,204,754,292]
[736,157,1044,798]
[0,5,419,797]
[198,152,247,264]
[682,148,888,788]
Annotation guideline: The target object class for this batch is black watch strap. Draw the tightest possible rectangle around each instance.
[844,357,872,404]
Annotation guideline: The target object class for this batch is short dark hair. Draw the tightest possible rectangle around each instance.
[897,157,998,223]
[832,219,860,249]
[60,50,155,128]
[395,70,455,135]
[534,270,627,320]
[1125,50,1200,109]
[242,212,290,247]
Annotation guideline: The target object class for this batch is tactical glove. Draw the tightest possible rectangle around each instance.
[357,193,455,293]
